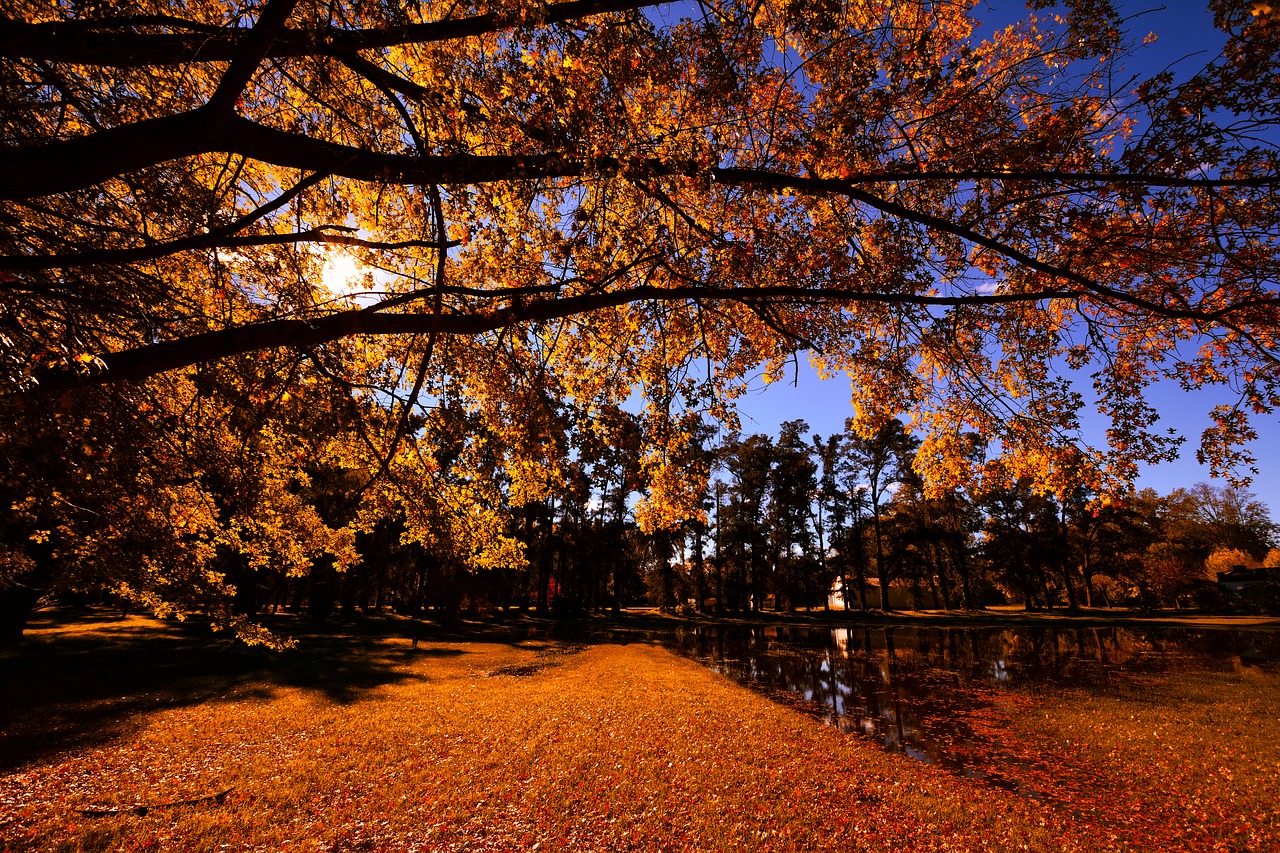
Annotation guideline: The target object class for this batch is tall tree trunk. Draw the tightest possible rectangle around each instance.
[1059,559,1080,610]
[1057,507,1080,610]
[1015,552,1037,610]
[925,560,943,610]
[1081,552,1096,608]
[693,524,706,613]
[853,520,869,612]
[657,529,674,612]
[814,499,829,611]
[612,484,627,614]
[872,506,891,611]
[535,532,552,614]
[1036,562,1054,609]
[0,581,45,643]
[928,543,951,610]
[952,525,974,610]
[0,540,54,643]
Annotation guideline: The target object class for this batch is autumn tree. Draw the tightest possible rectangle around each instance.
[2,0,1279,635]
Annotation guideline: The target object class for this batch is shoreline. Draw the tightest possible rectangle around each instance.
[13,604,1280,653]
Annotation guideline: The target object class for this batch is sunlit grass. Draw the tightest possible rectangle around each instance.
[2,614,1276,852]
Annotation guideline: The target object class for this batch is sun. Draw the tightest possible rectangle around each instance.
[321,251,365,297]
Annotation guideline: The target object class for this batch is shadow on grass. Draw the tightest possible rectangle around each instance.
[0,608,464,773]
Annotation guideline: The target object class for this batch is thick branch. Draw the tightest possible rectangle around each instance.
[0,112,588,200]
[5,113,1274,330]
[0,109,215,201]
[6,110,1276,202]
[204,0,301,115]
[0,0,667,66]
[33,283,1079,392]
[0,227,458,271]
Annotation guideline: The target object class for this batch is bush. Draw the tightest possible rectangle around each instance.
[1206,548,1258,577]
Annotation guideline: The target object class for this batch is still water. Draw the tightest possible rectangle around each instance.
[663,624,1279,788]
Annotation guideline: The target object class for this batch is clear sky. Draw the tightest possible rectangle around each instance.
[728,1,1280,514]
[730,358,1280,511]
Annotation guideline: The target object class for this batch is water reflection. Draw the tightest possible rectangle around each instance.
[664,624,1279,786]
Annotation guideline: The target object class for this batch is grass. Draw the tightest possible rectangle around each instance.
[1,610,1277,852]
[1002,666,1280,851]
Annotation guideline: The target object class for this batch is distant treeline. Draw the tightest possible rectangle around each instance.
[162,419,1280,622]
[12,408,1280,643]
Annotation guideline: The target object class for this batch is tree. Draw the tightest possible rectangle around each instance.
[1206,547,1258,575]
[844,417,916,610]
[977,478,1062,610]
[1163,483,1277,561]
[3,0,1279,635]
[810,432,843,610]
[882,477,955,610]
[717,432,775,610]
[767,419,817,610]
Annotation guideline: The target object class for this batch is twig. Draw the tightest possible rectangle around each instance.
[77,787,234,817]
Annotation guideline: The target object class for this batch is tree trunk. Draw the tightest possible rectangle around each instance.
[0,582,45,643]
[929,543,951,610]
[693,525,706,613]
[657,529,674,612]
[953,529,974,610]
[925,563,942,610]
[1057,507,1080,610]
[853,521,869,612]
[872,507,891,611]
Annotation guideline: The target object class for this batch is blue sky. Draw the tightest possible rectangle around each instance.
[730,357,1280,511]
[726,1,1279,513]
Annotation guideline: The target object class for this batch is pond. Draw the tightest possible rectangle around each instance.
[662,623,1280,791]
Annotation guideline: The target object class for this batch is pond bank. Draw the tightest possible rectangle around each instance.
[608,605,1280,631]
[12,604,1280,652]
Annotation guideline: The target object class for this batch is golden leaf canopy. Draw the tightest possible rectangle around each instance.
[0,0,1277,634]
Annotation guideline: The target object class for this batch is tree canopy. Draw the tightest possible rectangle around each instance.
[1,0,1278,637]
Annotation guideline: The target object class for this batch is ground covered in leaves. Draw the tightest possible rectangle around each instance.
[1,613,1277,852]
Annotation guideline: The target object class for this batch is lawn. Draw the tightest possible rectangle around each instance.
[1,611,1276,852]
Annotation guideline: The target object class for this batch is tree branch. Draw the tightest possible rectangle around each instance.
[0,227,459,271]
[6,110,1275,203]
[5,111,1273,337]
[204,0,301,115]
[710,167,1279,325]
[0,0,669,66]
[30,283,1082,393]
